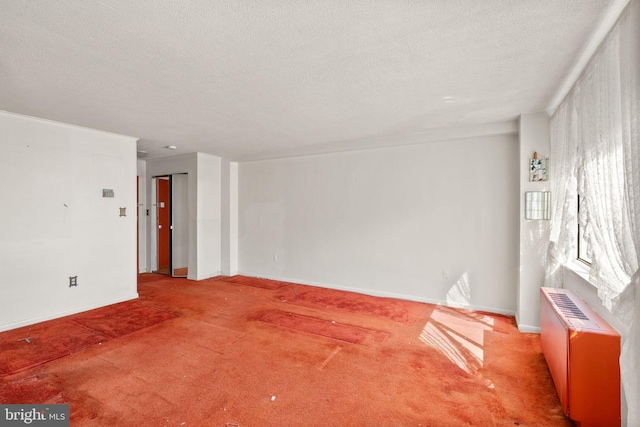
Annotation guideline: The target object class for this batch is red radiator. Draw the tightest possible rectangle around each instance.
[540,287,621,427]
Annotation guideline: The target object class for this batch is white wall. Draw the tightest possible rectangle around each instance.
[137,159,147,273]
[196,153,222,279]
[0,111,138,332]
[239,133,520,314]
[220,160,239,276]
[517,112,551,331]
[172,174,189,269]
[230,162,239,275]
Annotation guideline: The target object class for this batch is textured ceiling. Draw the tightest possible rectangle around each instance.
[0,0,626,161]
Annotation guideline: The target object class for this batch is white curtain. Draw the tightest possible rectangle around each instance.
[546,97,579,288]
[547,0,639,424]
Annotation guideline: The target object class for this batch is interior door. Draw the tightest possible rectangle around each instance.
[156,176,171,275]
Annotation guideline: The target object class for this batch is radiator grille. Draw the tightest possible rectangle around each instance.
[549,292,590,320]
[540,287,621,426]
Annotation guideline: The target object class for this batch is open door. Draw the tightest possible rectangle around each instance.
[151,174,189,277]
[156,176,171,275]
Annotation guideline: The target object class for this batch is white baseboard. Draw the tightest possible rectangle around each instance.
[515,313,541,333]
[517,325,541,333]
[0,293,139,333]
[238,271,516,318]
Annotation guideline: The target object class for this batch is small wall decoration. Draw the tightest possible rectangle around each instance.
[525,191,551,220]
[529,152,549,182]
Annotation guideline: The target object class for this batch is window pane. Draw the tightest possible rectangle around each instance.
[578,223,592,264]
[577,195,592,264]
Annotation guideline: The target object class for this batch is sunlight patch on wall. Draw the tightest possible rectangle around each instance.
[445,272,471,308]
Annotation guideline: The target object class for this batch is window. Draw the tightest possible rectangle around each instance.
[577,195,592,265]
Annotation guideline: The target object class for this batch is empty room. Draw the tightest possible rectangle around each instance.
[1,1,638,426]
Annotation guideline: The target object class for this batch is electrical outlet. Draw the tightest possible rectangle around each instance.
[69,276,78,287]
[442,270,449,280]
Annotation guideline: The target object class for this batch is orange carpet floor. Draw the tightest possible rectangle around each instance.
[0,274,572,426]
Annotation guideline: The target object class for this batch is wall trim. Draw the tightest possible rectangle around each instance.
[515,313,541,333]
[236,120,518,162]
[545,0,631,115]
[238,271,517,318]
[0,110,139,143]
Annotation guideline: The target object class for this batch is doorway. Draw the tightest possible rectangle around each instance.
[156,176,171,275]
[151,174,189,277]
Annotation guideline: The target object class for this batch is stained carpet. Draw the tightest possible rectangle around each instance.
[221,275,287,290]
[0,274,573,426]
[260,310,389,346]
[273,284,413,324]
[0,301,176,375]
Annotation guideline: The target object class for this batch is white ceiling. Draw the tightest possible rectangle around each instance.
[0,0,627,161]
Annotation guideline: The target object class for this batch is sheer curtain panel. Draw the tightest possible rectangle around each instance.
[546,0,639,424]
